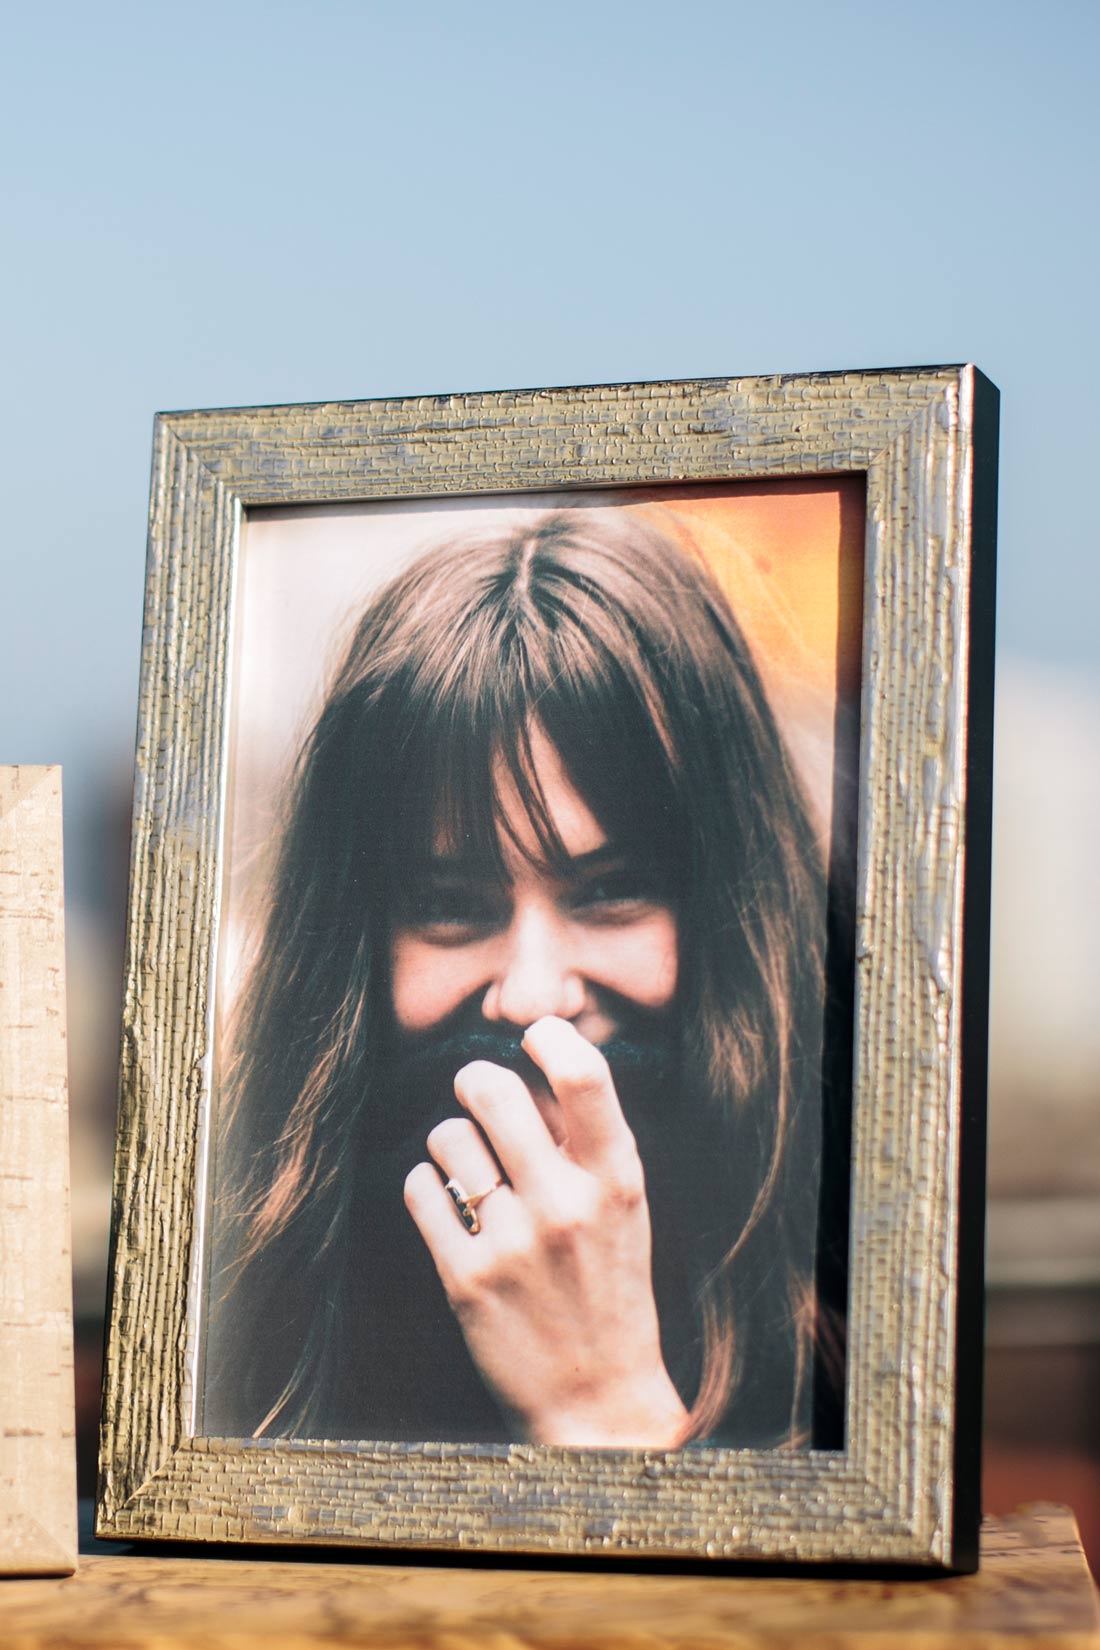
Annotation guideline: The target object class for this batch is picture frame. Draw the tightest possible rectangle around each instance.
[1,766,77,1576]
[97,367,998,1568]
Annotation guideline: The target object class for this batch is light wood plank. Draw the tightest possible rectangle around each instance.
[2,1508,1098,1648]
[0,767,76,1575]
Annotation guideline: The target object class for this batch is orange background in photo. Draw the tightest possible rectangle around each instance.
[619,478,866,846]
[628,477,865,715]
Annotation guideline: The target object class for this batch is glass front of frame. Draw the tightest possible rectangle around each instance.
[200,480,865,1454]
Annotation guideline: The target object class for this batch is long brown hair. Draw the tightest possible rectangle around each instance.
[206,508,849,1444]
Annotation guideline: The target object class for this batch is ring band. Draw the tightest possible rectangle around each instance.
[444,1176,504,1235]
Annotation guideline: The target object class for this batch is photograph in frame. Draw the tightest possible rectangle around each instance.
[97,369,997,1568]
[201,481,863,1455]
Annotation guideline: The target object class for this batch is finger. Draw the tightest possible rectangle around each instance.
[521,1016,637,1171]
[425,1116,508,1230]
[453,1059,562,1198]
[403,1160,469,1291]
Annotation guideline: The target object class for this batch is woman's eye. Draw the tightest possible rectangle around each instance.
[572,874,661,916]
[409,887,502,935]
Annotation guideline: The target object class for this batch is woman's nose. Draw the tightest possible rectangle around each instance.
[481,901,585,1027]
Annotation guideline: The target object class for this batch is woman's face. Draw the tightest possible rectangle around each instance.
[389,728,678,1052]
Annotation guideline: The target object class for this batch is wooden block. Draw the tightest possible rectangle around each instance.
[0,767,77,1575]
[1,1507,1098,1644]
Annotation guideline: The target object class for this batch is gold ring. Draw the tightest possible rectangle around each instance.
[444,1176,504,1235]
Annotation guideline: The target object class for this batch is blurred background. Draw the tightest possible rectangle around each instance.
[2,0,1097,1568]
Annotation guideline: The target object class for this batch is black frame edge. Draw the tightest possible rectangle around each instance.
[951,367,999,1571]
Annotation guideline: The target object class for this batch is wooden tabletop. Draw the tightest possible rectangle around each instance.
[2,1505,1097,1648]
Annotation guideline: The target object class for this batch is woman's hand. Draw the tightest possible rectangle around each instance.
[403,1015,688,1447]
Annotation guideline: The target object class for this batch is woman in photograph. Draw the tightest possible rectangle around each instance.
[204,509,851,1449]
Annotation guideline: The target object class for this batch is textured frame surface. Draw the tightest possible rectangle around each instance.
[98,369,998,1568]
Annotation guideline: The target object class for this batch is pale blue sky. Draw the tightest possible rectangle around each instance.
[2,0,1098,901]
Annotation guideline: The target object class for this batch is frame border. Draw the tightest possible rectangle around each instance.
[97,368,998,1567]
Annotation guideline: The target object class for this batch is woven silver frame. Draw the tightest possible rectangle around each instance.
[97,367,998,1567]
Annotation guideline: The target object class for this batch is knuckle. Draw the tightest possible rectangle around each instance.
[403,1162,432,1207]
[539,1214,582,1251]
[453,1251,503,1306]
[454,1060,520,1114]
[536,1191,592,1249]
[451,1244,496,1298]
[454,1058,496,1095]
[426,1116,469,1157]
[556,1044,612,1101]
[443,1269,481,1315]
[487,1224,536,1284]
[488,1238,526,1280]
[446,1227,532,1311]
[602,1149,647,1212]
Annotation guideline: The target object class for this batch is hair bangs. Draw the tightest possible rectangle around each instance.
[376,615,554,890]
[519,598,685,883]
[379,594,683,892]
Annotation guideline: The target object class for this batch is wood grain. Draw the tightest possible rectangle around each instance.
[4,1509,1098,1648]
[0,767,76,1574]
